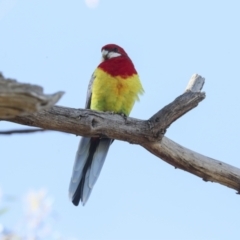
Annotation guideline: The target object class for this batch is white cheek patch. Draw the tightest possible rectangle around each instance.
[101,49,121,60]
[107,52,121,59]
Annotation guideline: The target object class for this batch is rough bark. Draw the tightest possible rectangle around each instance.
[1,73,240,194]
[0,73,64,118]
[143,138,240,193]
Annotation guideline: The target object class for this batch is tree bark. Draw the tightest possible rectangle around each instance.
[0,73,64,118]
[1,73,240,194]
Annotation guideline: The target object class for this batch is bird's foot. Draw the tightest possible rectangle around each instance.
[119,113,127,119]
[106,111,115,115]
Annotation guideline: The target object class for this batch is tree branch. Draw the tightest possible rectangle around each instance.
[149,74,205,138]
[149,91,205,138]
[0,128,49,135]
[1,73,240,194]
[0,73,64,118]
[143,137,240,193]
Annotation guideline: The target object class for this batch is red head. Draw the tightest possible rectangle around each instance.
[98,44,137,77]
[101,44,129,60]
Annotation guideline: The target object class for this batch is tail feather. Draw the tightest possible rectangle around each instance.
[69,137,91,195]
[82,168,91,204]
[89,139,112,188]
[69,137,112,206]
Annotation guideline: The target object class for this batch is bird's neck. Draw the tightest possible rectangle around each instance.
[98,57,137,78]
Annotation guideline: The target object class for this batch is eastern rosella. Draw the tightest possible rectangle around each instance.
[69,44,144,206]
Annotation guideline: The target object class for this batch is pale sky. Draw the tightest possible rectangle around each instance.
[0,0,240,239]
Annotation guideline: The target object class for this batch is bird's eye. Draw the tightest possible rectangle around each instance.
[112,47,118,52]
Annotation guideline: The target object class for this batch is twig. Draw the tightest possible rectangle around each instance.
[0,128,48,135]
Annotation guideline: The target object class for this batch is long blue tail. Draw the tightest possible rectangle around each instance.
[69,137,112,206]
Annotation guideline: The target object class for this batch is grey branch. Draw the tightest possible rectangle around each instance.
[0,128,48,135]
[1,73,240,194]
[0,73,64,119]
[149,91,205,139]
[143,138,240,193]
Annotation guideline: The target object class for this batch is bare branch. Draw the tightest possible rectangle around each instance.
[149,91,205,138]
[143,137,240,193]
[2,73,240,194]
[0,73,64,119]
[6,86,205,144]
[7,106,152,144]
[0,128,49,135]
[6,105,240,193]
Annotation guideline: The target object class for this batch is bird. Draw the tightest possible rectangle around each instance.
[69,44,144,206]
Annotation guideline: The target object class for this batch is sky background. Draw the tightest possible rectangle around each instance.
[0,0,240,239]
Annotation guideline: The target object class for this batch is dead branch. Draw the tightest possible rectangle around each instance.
[1,73,240,194]
[0,128,49,135]
[0,73,64,118]
[143,137,240,193]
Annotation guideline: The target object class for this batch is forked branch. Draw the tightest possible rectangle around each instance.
[1,73,240,193]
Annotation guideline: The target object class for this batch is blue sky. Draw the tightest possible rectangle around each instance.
[1,0,240,239]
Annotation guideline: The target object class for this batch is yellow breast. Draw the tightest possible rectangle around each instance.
[90,68,144,116]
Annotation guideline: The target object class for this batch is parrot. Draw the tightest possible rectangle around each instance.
[69,44,144,206]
